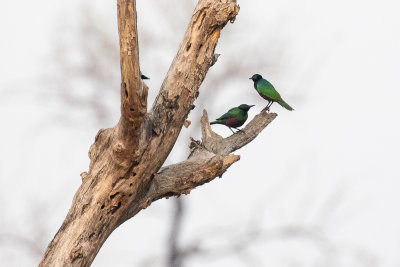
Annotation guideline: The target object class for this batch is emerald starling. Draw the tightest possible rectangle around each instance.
[210,104,254,133]
[250,74,293,111]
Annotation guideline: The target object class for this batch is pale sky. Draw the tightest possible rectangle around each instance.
[1,0,400,266]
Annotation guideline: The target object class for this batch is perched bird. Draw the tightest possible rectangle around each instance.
[210,104,254,133]
[249,74,293,111]
[140,71,149,80]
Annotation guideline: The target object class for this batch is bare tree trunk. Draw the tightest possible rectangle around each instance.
[39,0,277,266]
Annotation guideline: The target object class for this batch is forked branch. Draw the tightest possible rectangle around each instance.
[147,110,277,201]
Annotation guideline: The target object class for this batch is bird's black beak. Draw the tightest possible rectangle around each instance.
[249,77,252,80]
[249,105,255,108]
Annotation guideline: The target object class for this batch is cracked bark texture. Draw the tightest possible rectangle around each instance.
[38,0,278,266]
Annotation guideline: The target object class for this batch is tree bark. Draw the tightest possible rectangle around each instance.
[39,0,277,266]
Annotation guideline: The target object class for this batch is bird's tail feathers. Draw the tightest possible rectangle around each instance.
[278,99,294,111]
[210,121,219,125]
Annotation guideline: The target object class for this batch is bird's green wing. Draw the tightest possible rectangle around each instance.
[256,79,282,101]
[216,107,240,121]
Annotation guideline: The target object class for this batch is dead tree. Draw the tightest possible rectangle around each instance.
[39,0,277,266]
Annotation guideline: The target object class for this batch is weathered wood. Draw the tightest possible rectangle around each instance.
[38,0,278,266]
[116,0,147,161]
[117,0,144,124]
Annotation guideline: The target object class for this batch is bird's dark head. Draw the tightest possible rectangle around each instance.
[249,74,263,82]
[238,104,255,111]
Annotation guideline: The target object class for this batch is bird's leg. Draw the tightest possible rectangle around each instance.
[262,104,270,113]
[235,127,245,134]
[228,127,236,134]
[262,101,273,113]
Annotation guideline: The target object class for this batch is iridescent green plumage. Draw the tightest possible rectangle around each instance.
[250,74,293,111]
[210,104,254,133]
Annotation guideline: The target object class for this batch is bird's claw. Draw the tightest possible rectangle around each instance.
[234,128,245,134]
[262,106,270,113]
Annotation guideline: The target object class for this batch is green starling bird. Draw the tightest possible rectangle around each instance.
[210,104,254,133]
[250,74,293,111]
